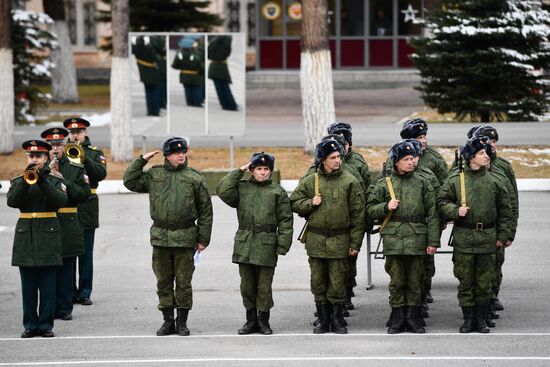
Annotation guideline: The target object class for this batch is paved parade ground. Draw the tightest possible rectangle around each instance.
[1,192,550,366]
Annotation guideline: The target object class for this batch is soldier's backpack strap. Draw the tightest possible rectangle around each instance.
[380,176,397,232]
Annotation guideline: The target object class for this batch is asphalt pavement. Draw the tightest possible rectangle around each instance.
[0,192,549,366]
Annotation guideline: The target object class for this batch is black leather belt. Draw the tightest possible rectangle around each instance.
[308,226,349,237]
[239,224,277,233]
[153,221,195,230]
[389,216,427,224]
[454,221,495,230]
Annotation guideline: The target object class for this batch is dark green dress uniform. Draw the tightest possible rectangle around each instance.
[132,36,162,116]
[367,147,440,333]
[151,36,167,109]
[123,157,213,312]
[439,157,513,332]
[208,35,237,111]
[73,136,107,304]
[55,156,90,318]
[217,167,293,334]
[172,41,205,107]
[7,165,67,336]
[291,160,365,333]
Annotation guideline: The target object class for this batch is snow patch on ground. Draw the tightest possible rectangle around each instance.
[46,112,111,127]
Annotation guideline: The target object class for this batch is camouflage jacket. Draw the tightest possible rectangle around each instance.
[290,166,365,258]
[217,169,293,267]
[123,157,213,248]
[367,169,440,255]
[419,145,449,185]
[438,165,513,253]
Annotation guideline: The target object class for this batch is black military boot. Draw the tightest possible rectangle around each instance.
[258,311,273,335]
[488,299,499,319]
[156,308,176,336]
[475,304,490,333]
[238,308,259,335]
[313,304,330,334]
[493,298,504,311]
[387,307,406,334]
[459,306,475,333]
[344,287,355,311]
[421,301,429,319]
[330,303,348,334]
[405,306,426,334]
[176,308,190,336]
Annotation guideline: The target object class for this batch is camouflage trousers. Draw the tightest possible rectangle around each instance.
[492,247,505,299]
[384,255,424,307]
[422,254,436,297]
[152,246,195,310]
[309,257,348,304]
[238,263,275,312]
[346,255,358,288]
[453,251,495,306]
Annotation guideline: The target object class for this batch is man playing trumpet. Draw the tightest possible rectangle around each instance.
[7,140,67,338]
[63,118,107,306]
[41,128,91,321]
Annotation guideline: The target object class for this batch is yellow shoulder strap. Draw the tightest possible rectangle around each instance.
[380,176,397,232]
[459,171,467,207]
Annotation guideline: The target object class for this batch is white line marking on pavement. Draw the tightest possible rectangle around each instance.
[2,356,550,366]
[2,332,550,342]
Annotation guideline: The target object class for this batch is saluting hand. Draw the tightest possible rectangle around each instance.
[387,199,400,211]
[240,163,251,172]
[458,206,469,217]
[143,150,161,162]
[312,195,322,206]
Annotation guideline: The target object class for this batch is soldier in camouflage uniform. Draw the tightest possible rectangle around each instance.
[326,123,370,311]
[473,125,518,314]
[217,153,293,335]
[400,118,448,306]
[41,128,90,321]
[291,139,365,334]
[123,137,213,336]
[64,118,107,306]
[367,141,440,334]
[439,137,513,333]
[7,140,68,338]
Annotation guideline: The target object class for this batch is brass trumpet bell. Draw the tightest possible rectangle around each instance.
[64,143,85,164]
[23,166,39,185]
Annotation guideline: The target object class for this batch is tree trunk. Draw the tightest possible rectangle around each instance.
[0,1,14,154]
[43,0,80,103]
[300,0,335,155]
[110,0,133,162]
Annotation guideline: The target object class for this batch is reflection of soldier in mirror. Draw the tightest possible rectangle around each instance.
[151,36,167,110]
[371,8,392,36]
[172,36,205,108]
[208,35,238,111]
[132,36,162,116]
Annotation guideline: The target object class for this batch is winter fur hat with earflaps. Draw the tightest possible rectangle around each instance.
[327,122,353,145]
[400,118,428,139]
[249,152,275,171]
[162,137,188,156]
[460,137,491,163]
[473,125,499,142]
[389,140,418,164]
[315,138,344,165]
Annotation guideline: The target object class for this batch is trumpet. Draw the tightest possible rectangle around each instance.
[64,143,85,164]
[23,166,39,185]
